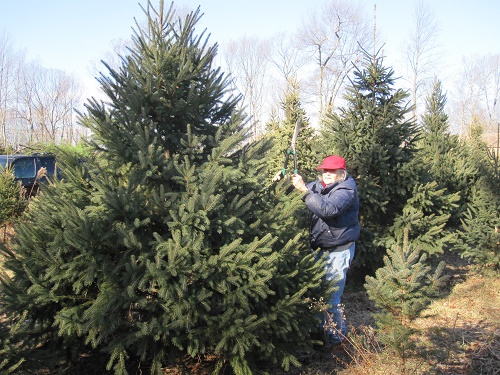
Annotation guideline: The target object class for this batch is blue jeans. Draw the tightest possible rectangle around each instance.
[322,243,355,344]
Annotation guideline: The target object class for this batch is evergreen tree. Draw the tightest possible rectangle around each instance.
[386,80,464,256]
[418,79,475,226]
[0,2,332,374]
[0,168,25,228]
[459,181,500,274]
[265,81,317,183]
[457,123,500,274]
[319,47,420,271]
[387,180,459,256]
[420,80,452,151]
[0,338,24,374]
[365,229,448,359]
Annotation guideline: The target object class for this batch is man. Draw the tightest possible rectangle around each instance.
[291,155,360,352]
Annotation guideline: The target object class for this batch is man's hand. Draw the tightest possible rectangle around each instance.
[291,174,308,193]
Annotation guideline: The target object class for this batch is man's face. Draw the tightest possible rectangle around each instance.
[321,169,343,185]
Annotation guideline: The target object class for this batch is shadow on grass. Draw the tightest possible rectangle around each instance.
[422,320,499,375]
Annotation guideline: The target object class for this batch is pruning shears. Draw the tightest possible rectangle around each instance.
[282,117,302,176]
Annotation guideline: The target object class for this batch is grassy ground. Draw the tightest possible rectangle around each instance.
[295,251,500,375]
[1,227,499,374]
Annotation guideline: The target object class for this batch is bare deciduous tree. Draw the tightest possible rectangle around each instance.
[0,33,19,150]
[223,35,271,137]
[451,54,500,135]
[270,32,304,89]
[404,1,441,120]
[298,0,372,116]
[266,32,308,122]
[482,55,500,131]
[14,61,37,146]
[16,62,82,146]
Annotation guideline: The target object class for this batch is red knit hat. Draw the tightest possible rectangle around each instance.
[317,155,346,170]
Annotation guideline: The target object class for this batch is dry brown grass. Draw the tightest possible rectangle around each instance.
[413,274,500,375]
[335,252,500,375]
[232,251,499,375]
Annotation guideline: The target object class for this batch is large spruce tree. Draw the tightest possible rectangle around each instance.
[319,47,420,271]
[387,80,462,257]
[0,2,331,374]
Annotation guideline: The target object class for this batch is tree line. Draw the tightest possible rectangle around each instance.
[1,0,499,153]
[0,33,87,152]
[220,0,500,141]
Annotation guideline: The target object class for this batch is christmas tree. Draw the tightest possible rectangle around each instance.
[459,182,500,274]
[418,79,474,227]
[386,80,463,256]
[0,2,332,374]
[0,168,25,229]
[365,229,448,359]
[457,123,500,274]
[265,81,317,183]
[319,46,420,271]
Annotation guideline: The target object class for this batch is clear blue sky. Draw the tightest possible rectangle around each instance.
[1,0,499,96]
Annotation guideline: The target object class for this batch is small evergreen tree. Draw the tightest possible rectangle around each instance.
[265,81,317,183]
[0,167,26,229]
[0,312,26,374]
[384,80,468,256]
[459,182,500,274]
[365,229,448,361]
[0,2,332,374]
[419,80,454,165]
